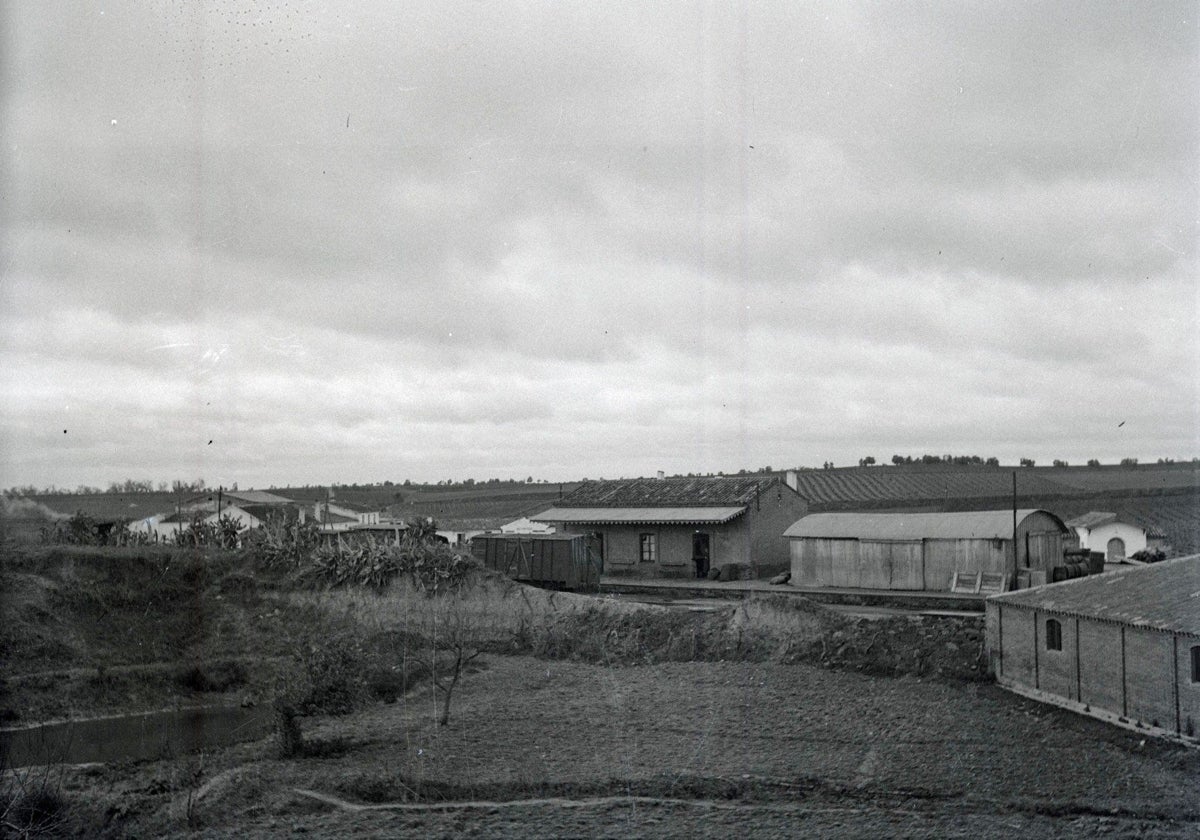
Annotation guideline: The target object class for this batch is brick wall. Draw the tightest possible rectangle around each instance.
[1124,628,1176,730]
[579,522,751,578]
[1077,619,1123,716]
[985,604,1001,672]
[998,605,1038,686]
[1176,638,1200,738]
[1038,614,1077,701]
[990,602,1198,739]
[745,487,807,574]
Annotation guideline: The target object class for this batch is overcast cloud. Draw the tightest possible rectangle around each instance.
[1,1,1196,488]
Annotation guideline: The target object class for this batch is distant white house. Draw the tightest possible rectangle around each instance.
[131,489,300,543]
[325,518,410,545]
[1065,511,1166,561]
[129,514,178,543]
[303,500,382,532]
[135,503,272,543]
[435,525,490,548]
[499,516,555,535]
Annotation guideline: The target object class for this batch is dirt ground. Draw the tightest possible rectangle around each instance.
[41,654,1200,838]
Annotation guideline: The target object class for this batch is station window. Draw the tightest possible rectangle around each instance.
[639,533,657,564]
[1045,619,1063,651]
[1191,646,1200,683]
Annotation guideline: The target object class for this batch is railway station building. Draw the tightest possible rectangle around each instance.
[531,475,806,578]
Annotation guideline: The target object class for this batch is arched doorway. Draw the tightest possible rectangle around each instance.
[1106,537,1126,562]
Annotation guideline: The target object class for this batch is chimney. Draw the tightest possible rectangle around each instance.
[656,470,665,480]
[785,470,799,492]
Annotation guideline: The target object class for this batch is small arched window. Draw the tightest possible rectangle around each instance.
[1045,619,1063,651]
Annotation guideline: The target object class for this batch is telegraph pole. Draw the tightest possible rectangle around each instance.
[1012,471,1019,579]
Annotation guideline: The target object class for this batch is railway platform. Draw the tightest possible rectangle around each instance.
[598,575,987,613]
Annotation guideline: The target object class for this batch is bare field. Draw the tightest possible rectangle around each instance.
[43,655,1200,838]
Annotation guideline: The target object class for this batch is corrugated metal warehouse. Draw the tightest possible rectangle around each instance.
[986,555,1200,743]
[532,475,806,578]
[784,509,1073,592]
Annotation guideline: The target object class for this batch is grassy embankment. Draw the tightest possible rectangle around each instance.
[1,540,986,726]
[1,543,312,724]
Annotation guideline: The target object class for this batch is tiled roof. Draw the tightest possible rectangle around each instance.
[184,490,294,506]
[532,506,747,525]
[224,490,294,504]
[350,521,410,532]
[434,518,509,531]
[1065,511,1119,529]
[165,503,286,524]
[314,511,358,524]
[239,504,297,522]
[1064,510,1166,539]
[783,510,1069,540]
[989,554,1200,636]
[555,476,780,507]
[328,500,379,513]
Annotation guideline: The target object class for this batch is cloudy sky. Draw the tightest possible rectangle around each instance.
[1,1,1196,489]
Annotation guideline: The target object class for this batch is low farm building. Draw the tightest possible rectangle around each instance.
[986,555,1200,743]
[148,504,283,543]
[531,476,806,578]
[1065,511,1167,561]
[302,500,383,532]
[434,520,494,548]
[322,519,409,545]
[785,509,1074,592]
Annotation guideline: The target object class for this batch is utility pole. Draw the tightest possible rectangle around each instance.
[1012,471,1019,579]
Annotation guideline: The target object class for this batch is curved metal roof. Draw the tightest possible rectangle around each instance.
[783,509,1069,540]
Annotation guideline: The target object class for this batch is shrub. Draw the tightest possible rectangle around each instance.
[271,628,371,755]
[290,633,368,717]
[174,660,249,693]
[1131,548,1167,563]
[295,537,478,593]
[0,766,70,837]
[245,511,320,570]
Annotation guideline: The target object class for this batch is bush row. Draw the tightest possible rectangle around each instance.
[296,539,477,593]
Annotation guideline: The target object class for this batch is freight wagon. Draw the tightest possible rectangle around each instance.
[471,532,602,591]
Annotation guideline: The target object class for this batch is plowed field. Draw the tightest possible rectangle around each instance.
[72,655,1200,838]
